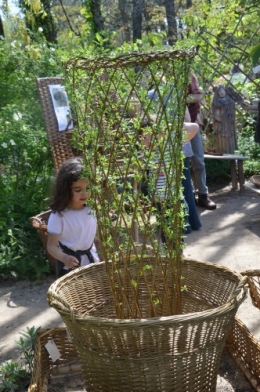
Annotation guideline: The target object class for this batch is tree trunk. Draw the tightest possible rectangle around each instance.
[143,0,152,35]
[19,0,57,44]
[89,0,104,33]
[132,0,142,42]
[0,15,4,38]
[164,0,177,46]
[118,0,131,42]
[42,0,58,43]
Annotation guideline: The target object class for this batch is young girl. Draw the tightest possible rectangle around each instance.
[47,157,100,278]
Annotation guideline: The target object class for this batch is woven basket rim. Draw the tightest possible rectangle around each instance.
[66,48,196,71]
[250,175,260,188]
[30,210,52,229]
[47,258,247,324]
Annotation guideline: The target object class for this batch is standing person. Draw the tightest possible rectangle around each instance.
[154,121,201,244]
[182,124,202,234]
[187,73,217,210]
[147,87,202,238]
[141,110,201,244]
[47,157,100,278]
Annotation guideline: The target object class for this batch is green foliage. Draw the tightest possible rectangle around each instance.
[0,360,28,392]
[0,34,63,280]
[16,326,41,374]
[181,0,259,91]
[237,121,260,176]
[0,35,62,110]
[0,103,53,279]
[0,326,40,392]
[205,160,231,183]
[250,43,260,66]
[18,0,58,43]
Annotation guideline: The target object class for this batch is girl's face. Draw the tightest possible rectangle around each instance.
[69,179,91,209]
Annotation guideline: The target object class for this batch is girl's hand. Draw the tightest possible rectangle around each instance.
[62,254,79,269]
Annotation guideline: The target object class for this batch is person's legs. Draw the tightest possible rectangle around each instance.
[190,130,207,194]
[182,158,202,231]
[190,130,216,210]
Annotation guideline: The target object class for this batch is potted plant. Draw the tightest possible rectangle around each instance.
[48,49,246,391]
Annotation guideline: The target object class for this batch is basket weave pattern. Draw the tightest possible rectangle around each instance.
[225,269,260,390]
[28,328,80,392]
[250,175,260,189]
[242,269,260,309]
[35,77,75,172]
[47,257,245,392]
[227,316,260,390]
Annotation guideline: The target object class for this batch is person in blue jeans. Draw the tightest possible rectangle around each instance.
[147,87,202,237]
[182,140,202,233]
[187,73,217,210]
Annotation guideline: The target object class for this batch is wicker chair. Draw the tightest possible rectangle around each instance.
[36,77,75,171]
[32,78,76,274]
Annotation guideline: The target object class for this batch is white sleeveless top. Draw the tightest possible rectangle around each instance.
[47,205,100,267]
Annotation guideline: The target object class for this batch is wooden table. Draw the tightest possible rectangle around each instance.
[204,153,247,192]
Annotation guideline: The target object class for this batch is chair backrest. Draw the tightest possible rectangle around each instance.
[36,77,75,171]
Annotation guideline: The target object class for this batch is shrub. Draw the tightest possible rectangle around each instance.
[0,104,54,279]
[0,326,40,392]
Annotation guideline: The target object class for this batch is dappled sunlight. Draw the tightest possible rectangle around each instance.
[245,202,260,210]
[0,278,63,363]
[0,308,63,362]
[185,188,260,271]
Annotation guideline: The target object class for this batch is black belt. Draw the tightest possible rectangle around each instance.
[59,242,95,266]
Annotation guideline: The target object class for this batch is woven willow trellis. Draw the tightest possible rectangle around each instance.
[65,49,195,317]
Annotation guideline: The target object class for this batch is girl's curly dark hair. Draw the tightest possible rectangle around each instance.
[51,157,85,213]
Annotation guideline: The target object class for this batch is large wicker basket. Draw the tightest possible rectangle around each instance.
[47,257,246,392]
[28,328,80,392]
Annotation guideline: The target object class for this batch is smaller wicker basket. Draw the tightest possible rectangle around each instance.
[28,328,81,392]
[241,269,260,309]
[227,316,260,391]
[250,175,260,188]
[30,210,56,272]
[226,269,260,391]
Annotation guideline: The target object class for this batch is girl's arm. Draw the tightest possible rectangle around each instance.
[47,234,79,269]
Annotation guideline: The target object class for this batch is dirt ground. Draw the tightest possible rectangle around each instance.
[1,181,260,391]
